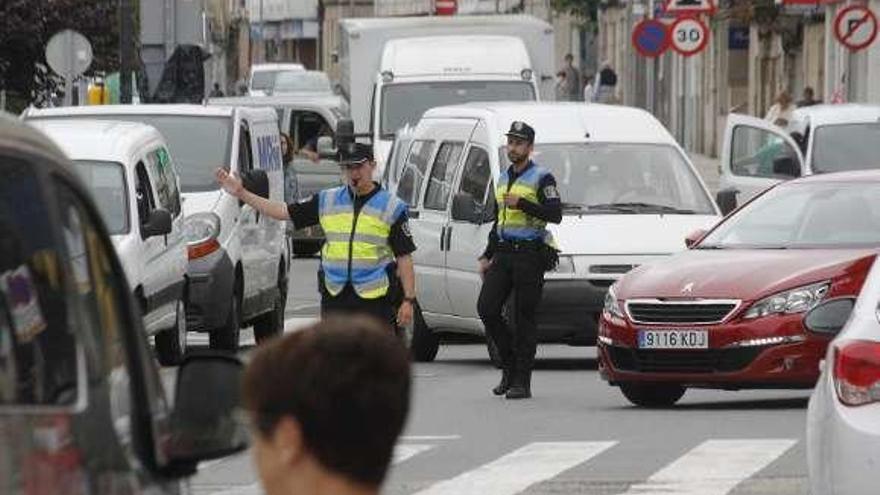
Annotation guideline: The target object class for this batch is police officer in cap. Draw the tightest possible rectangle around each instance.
[215,142,417,328]
[478,121,562,399]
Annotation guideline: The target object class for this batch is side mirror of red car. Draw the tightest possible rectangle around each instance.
[685,229,707,249]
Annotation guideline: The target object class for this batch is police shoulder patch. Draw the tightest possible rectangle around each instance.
[400,220,412,238]
[298,194,314,205]
[543,185,559,199]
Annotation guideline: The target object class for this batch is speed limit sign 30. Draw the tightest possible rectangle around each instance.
[670,16,710,57]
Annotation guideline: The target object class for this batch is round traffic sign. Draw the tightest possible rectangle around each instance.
[45,30,93,79]
[632,19,670,58]
[670,16,709,57]
[834,5,878,52]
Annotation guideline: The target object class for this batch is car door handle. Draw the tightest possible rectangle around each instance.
[445,225,453,251]
[440,226,446,251]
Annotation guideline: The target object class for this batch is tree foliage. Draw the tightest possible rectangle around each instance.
[0,0,121,111]
[550,0,601,23]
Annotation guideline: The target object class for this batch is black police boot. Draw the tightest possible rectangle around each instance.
[492,368,512,396]
[505,370,532,400]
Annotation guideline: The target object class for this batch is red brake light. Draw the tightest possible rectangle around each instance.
[834,340,880,407]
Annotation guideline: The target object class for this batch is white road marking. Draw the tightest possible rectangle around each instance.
[412,441,617,495]
[394,444,436,464]
[208,441,437,495]
[620,438,797,495]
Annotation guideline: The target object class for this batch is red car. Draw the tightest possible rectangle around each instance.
[598,171,880,407]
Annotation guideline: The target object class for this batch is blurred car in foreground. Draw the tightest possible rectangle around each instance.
[599,171,880,406]
[0,112,247,493]
[807,257,880,495]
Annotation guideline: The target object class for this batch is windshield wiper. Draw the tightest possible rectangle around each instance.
[695,244,726,250]
[584,203,641,214]
[606,202,698,214]
[561,202,590,213]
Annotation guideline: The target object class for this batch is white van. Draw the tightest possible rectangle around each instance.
[718,104,880,213]
[30,120,189,365]
[399,103,721,361]
[249,62,305,96]
[24,105,290,351]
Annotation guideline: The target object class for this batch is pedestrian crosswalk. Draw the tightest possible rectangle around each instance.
[200,437,800,495]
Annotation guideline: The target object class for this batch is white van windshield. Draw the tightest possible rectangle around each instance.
[515,143,715,215]
[73,160,129,234]
[33,115,232,193]
[381,81,534,137]
[811,123,880,173]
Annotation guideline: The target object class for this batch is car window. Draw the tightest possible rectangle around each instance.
[456,146,492,207]
[290,111,333,152]
[424,142,464,210]
[396,139,436,207]
[239,125,254,173]
[55,177,168,462]
[146,147,181,217]
[134,162,156,227]
[729,126,799,179]
[0,158,79,406]
[72,160,129,235]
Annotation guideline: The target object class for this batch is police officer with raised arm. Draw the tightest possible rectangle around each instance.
[478,121,562,399]
[215,142,417,329]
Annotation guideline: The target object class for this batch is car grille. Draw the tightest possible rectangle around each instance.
[607,346,762,373]
[626,300,738,324]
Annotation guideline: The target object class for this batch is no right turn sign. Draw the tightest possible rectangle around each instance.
[834,5,878,51]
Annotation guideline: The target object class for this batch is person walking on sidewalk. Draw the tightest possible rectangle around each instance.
[477,121,562,400]
[215,142,417,329]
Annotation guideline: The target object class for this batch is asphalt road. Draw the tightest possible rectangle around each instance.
[180,255,811,495]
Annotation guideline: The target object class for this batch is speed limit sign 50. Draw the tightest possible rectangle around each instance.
[670,17,710,57]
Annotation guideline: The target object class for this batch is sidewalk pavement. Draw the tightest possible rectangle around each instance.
[688,152,720,195]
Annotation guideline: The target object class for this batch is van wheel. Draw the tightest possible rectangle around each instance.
[155,298,187,366]
[619,382,686,408]
[409,303,439,362]
[254,270,287,344]
[210,288,241,352]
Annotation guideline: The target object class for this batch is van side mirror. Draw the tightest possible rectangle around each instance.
[165,353,248,473]
[716,188,738,215]
[772,156,801,178]
[317,136,336,159]
[241,169,270,199]
[142,209,172,238]
[804,298,855,336]
[685,228,707,248]
[451,193,483,224]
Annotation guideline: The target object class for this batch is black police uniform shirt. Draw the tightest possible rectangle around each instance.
[482,160,562,260]
[287,182,417,258]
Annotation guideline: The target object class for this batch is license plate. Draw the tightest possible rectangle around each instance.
[638,329,708,349]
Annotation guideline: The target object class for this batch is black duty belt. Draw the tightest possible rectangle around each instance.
[496,239,543,252]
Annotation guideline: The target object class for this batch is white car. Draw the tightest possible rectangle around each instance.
[30,119,189,365]
[249,63,305,96]
[718,103,880,213]
[806,252,880,495]
[24,105,290,351]
[398,102,721,361]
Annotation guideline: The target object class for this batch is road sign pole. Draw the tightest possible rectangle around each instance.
[64,30,74,106]
[647,0,656,114]
[120,0,133,104]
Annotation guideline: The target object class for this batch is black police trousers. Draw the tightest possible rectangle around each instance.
[477,250,545,374]
[320,284,397,329]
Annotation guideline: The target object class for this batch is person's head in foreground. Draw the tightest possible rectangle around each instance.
[243,316,412,495]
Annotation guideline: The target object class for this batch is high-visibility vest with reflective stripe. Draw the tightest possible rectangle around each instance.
[318,186,405,299]
[495,162,556,247]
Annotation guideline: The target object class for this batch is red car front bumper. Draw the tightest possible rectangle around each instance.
[597,312,832,389]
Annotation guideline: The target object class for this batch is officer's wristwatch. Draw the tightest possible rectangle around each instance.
[403,296,417,304]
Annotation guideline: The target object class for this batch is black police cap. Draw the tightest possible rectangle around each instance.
[505,121,535,143]
[339,142,374,167]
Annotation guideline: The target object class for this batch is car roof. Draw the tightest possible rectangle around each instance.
[209,94,346,110]
[0,111,69,165]
[25,104,236,118]
[251,63,304,72]
[422,102,677,145]
[792,103,880,126]
[786,170,880,185]
[28,119,162,164]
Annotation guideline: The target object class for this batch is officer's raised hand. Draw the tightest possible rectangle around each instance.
[216,168,243,197]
